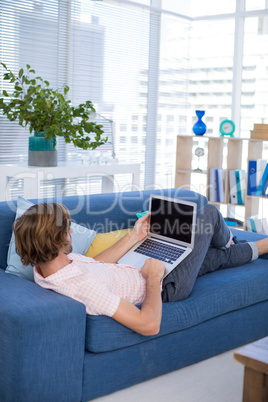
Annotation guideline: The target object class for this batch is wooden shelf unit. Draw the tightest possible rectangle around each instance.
[175,135,268,228]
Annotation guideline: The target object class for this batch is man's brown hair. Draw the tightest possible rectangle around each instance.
[14,203,72,266]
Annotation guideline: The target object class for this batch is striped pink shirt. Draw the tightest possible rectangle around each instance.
[34,253,147,317]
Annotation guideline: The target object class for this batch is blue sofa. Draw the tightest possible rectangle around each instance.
[0,188,268,402]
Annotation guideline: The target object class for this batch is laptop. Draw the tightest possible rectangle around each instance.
[118,194,197,278]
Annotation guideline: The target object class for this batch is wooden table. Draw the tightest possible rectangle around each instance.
[234,337,268,402]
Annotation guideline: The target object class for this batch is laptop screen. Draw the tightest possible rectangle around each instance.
[150,196,194,245]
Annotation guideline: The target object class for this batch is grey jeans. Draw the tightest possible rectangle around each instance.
[162,204,257,303]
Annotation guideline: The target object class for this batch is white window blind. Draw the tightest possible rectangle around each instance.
[0,0,68,165]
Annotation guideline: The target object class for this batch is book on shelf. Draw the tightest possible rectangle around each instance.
[209,168,226,202]
[229,169,246,205]
[248,159,267,196]
[246,215,268,234]
[236,170,246,205]
[209,168,218,202]
[216,168,226,203]
[255,162,268,196]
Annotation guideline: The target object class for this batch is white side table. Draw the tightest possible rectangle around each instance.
[0,162,140,201]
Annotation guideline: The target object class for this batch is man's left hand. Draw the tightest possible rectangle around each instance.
[132,212,150,243]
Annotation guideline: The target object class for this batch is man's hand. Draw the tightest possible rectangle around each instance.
[131,212,150,243]
[94,212,150,264]
[140,258,165,280]
[112,257,164,336]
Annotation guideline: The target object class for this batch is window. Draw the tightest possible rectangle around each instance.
[0,0,67,165]
[189,19,235,134]
[240,16,268,137]
[131,136,138,144]
[120,124,127,131]
[166,127,174,133]
[162,0,235,17]
[1,0,268,196]
[0,0,152,194]
[165,139,173,146]
[166,115,174,122]
[246,0,266,11]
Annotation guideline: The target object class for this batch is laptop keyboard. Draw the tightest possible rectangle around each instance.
[134,238,185,264]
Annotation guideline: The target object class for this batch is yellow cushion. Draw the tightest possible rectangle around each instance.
[84,229,131,258]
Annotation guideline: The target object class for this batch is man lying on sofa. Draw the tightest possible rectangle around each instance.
[13,202,268,336]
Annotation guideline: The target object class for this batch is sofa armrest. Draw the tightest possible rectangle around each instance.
[0,270,86,402]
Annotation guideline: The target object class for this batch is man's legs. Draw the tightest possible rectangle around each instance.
[197,242,253,277]
[162,204,255,303]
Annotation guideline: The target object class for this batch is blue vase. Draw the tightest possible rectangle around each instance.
[193,110,207,136]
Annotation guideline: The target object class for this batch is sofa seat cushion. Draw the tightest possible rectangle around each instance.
[85,258,268,353]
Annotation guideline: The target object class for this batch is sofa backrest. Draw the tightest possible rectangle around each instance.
[0,188,207,270]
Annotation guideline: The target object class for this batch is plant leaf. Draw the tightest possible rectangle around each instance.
[3,90,9,97]
[64,85,69,96]
[19,68,23,78]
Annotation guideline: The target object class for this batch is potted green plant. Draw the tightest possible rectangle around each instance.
[0,63,107,166]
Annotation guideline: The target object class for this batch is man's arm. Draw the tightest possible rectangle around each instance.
[111,258,165,336]
[94,213,149,263]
